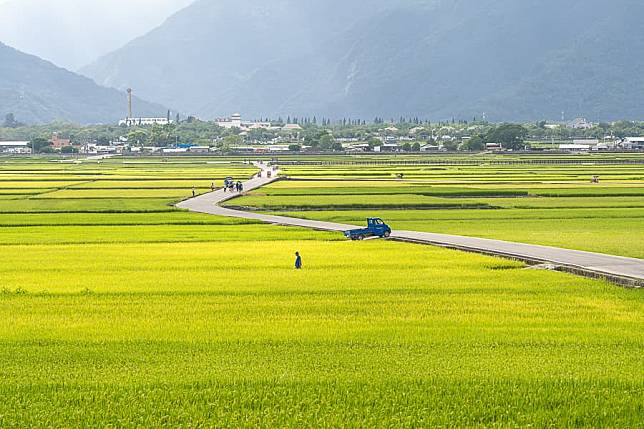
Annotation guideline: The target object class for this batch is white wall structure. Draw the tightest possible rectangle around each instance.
[119,118,172,127]
[215,113,270,130]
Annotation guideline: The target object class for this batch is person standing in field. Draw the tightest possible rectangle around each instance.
[192,187,196,198]
[211,182,215,192]
[295,252,302,270]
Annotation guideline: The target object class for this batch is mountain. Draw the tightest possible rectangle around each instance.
[0,0,194,70]
[82,0,644,121]
[0,42,167,124]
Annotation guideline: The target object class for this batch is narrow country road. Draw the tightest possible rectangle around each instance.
[177,163,644,287]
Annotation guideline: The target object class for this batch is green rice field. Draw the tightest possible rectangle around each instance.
[229,160,644,258]
[0,156,642,427]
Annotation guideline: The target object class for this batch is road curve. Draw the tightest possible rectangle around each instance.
[177,164,644,288]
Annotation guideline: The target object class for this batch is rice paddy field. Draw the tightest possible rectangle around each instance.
[230,159,644,259]
[1,155,643,427]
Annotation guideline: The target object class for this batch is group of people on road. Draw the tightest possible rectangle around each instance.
[223,178,243,193]
[190,179,244,197]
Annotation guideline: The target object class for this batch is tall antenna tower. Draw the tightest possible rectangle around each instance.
[127,88,133,119]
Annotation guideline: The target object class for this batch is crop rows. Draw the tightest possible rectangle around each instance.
[0,156,641,427]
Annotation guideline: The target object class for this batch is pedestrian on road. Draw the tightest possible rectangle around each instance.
[295,252,302,270]
[239,182,244,192]
[192,187,196,198]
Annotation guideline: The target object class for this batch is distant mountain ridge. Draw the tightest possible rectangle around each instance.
[82,0,644,121]
[0,0,194,70]
[0,42,167,124]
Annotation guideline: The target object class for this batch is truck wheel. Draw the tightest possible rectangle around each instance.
[358,235,365,241]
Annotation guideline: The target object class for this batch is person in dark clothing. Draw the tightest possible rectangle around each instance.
[192,187,196,198]
[295,252,302,269]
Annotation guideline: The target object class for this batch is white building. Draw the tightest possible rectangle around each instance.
[0,141,31,154]
[119,118,172,127]
[282,123,302,131]
[420,144,440,152]
[374,143,401,152]
[162,148,188,154]
[568,118,593,129]
[82,144,121,155]
[216,113,271,130]
[560,144,591,152]
[188,146,211,153]
[573,139,599,145]
[624,137,644,149]
[216,113,243,129]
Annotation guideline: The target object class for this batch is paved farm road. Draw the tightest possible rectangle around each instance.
[177,163,644,287]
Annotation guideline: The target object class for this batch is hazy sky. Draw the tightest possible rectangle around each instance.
[0,0,194,70]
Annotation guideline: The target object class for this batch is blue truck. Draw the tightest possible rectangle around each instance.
[344,218,392,240]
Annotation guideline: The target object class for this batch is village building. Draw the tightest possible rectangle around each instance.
[420,144,440,152]
[559,144,591,152]
[623,137,644,150]
[50,133,72,149]
[568,118,593,129]
[0,141,31,154]
[215,113,271,130]
[281,123,303,131]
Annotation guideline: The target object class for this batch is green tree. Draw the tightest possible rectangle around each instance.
[61,146,78,154]
[442,140,459,151]
[318,134,335,151]
[147,123,177,147]
[486,124,528,150]
[40,146,55,154]
[462,135,485,151]
[218,135,242,152]
[402,143,412,152]
[411,142,421,152]
[127,129,148,146]
[367,138,381,151]
[29,137,51,154]
[288,144,301,152]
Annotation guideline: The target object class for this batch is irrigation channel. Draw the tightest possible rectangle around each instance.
[177,163,644,288]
